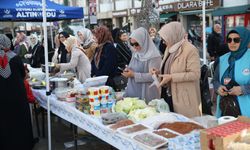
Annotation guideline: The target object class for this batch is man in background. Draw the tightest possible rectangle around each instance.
[207,24,229,61]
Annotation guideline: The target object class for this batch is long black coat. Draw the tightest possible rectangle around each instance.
[0,55,34,150]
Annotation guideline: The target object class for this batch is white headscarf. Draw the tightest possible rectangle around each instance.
[77,28,95,48]
[29,34,39,49]
[130,27,161,61]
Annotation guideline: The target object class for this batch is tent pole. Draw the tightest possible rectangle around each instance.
[50,22,54,49]
[11,22,14,38]
[42,0,52,150]
[202,0,207,65]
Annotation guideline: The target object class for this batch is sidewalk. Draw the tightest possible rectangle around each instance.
[32,114,115,150]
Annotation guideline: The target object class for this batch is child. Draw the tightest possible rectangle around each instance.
[24,65,35,103]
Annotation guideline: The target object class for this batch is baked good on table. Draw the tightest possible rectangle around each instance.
[120,124,148,134]
[158,122,204,134]
[153,130,178,138]
[110,119,134,130]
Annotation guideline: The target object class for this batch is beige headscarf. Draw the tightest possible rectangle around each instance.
[130,27,161,61]
[158,22,186,74]
[63,36,78,52]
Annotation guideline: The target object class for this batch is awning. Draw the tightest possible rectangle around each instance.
[0,0,84,21]
[212,5,250,16]
[179,9,213,15]
[160,12,177,22]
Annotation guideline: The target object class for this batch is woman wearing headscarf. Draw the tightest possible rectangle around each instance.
[57,31,70,63]
[213,27,250,118]
[25,34,44,68]
[91,26,117,89]
[0,34,34,150]
[77,28,98,61]
[55,36,91,83]
[122,27,162,103]
[153,22,201,118]
[13,32,29,63]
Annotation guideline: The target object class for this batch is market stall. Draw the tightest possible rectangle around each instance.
[29,67,205,150]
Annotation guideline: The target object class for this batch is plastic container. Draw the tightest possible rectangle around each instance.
[132,131,168,150]
[101,102,108,114]
[99,86,110,95]
[89,96,100,105]
[100,94,109,101]
[90,109,100,116]
[87,87,100,96]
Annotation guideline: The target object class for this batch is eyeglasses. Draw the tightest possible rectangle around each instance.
[30,38,35,40]
[130,41,139,47]
[227,37,241,43]
[120,30,127,33]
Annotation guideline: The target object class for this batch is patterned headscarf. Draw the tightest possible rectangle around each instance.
[0,34,16,78]
[77,28,95,48]
[0,34,11,51]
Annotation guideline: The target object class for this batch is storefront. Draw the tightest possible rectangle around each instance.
[212,4,250,38]
[112,10,129,30]
[159,3,178,26]
[158,0,220,30]
[97,11,113,30]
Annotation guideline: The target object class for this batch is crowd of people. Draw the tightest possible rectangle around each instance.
[1,20,250,149]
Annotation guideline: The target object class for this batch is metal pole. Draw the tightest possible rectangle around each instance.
[88,0,91,28]
[202,0,207,65]
[42,0,52,150]
[50,22,54,49]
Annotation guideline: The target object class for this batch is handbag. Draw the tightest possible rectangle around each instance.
[113,75,128,91]
[219,95,241,117]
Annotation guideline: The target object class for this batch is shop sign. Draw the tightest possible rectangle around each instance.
[176,0,220,11]
[89,0,97,24]
[160,3,175,12]
[112,10,128,17]
[160,0,220,12]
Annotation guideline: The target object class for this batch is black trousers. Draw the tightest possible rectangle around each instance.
[161,87,174,112]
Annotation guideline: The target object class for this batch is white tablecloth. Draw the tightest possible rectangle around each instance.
[33,89,145,150]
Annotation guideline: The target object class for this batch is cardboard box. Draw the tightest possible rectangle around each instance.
[200,116,250,150]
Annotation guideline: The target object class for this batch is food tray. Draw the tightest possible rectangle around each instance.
[158,121,204,134]
[117,124,151,137]
[108,119,134,131]
[132,131,168,150]
[153,128,182,139]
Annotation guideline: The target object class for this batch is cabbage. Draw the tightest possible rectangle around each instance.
[115,100,124,113]
[128,107,158,122]
[122,99,134,114]
[114,97,147,115]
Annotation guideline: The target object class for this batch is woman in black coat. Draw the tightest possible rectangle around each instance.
[58,31,70,63]
[91,26,117,89]
[0,34,34,150]
[25,34,43,67]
